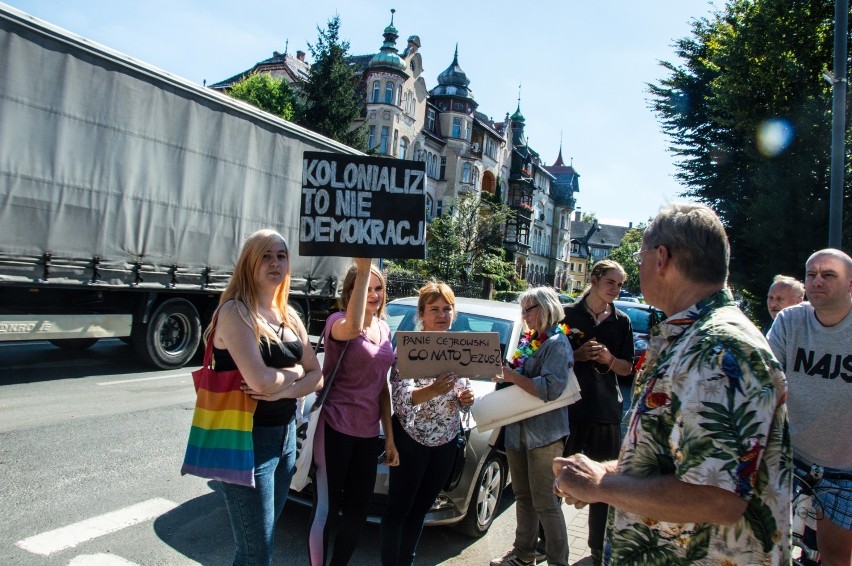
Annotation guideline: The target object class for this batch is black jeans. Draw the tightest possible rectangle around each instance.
[380,416,457,566]
[563,420,621,553]
[309,420,381,566]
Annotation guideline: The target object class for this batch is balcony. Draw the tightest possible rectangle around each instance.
[512,202,533,221]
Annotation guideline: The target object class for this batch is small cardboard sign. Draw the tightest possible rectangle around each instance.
[299,151,427,259]
[395,331,503,380]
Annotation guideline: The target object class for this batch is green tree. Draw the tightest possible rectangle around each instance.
[227,73,295,120]
[580,212,598,223]
[391,193,519,297]
[609,226,646,293]
[296,16,367,150]
[427,193,517,286]
[649,0,851,308]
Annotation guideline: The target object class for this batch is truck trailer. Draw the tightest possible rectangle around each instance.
[0,3,357,368]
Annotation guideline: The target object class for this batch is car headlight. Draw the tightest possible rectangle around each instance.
[634,338,648,351]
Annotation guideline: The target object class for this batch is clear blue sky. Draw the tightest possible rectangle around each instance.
[7,0,719,226]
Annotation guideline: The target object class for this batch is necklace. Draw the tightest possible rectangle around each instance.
[264,317,285,339]
[511,323,569,371]
[586,301,609,325]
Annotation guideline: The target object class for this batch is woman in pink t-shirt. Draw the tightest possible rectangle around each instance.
[308,258,399,566]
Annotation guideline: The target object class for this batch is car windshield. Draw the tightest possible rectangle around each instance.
[619,306,654,334]
[386,303,515,357]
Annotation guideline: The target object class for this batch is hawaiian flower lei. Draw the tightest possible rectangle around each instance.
[511,322,569,371]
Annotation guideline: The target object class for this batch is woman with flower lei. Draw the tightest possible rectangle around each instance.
[489,287,575,566]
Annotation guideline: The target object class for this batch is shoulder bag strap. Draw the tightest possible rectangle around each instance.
[315,338,350,408]
[201,311,221,370]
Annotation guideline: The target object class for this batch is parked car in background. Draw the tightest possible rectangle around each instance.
[613,300,666,382]
[290,297,524,537]
[558,293,576,304]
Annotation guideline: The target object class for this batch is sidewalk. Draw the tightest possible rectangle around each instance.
[563,503,593,565]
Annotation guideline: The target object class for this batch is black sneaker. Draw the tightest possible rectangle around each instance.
[534,540,547,563]
[490,550,534,566]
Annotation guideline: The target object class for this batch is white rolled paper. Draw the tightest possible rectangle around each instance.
[471,369,582,432]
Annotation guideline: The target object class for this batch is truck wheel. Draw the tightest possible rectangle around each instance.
[288,300,306,325]
[132,298,201,369]
[456,451,505,537]
[49,338,99,350]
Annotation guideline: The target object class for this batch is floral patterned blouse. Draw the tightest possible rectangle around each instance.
[390,360,468,447]
[607,289,791,565]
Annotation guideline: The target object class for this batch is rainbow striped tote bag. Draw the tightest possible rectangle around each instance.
[181,328,258,487]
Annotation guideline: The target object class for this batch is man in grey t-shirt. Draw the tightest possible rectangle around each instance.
[768,248,852,565]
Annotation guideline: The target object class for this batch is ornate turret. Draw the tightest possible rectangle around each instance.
[546,141,580,209]
[510,103,525,125]
[368,9,407,73]
[431,45,474,100]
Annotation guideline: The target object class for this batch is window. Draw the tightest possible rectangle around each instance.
[425,194,433,220]
[571,243,579,254]
[392,130,399,156]
[385,81,394,104]
[396,85,402,106]
[428,153,438,178]
[578,264,583,273]
[569,262,575,271]
[472,167,479,188]
[462,162,471,183]
[452,117,462,138]
[427,109,436,132]
[372,81,380,103]
[368,126,376,150]
[439,157,446,180]
[380,126,389,154]
[436,199,443,216]
[399,137,409,159]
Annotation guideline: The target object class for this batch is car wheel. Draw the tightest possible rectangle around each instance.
[456,451,505,537]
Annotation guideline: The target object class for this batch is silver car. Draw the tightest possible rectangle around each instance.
[289,296,524,537]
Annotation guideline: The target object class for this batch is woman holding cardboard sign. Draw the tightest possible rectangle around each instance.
[380,281,474,566]
[308,258,398,566]
[489,287,573,566]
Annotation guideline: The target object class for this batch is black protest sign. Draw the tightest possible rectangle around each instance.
[299,152,426,258]
[395,331,503,380]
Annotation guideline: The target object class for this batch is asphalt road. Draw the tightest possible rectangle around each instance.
[0,339,591,566]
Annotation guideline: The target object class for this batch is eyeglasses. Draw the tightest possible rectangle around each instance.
[521,304,540,315]
[632,245,661,266]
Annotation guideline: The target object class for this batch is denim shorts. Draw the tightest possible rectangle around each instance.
[794,458,852,530]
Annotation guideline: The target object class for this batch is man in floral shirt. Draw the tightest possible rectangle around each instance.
[553,204,791,565]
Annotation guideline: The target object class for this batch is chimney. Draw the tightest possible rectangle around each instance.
[296,50,306,62]
[574,211,581,222]
[629,221,633,229]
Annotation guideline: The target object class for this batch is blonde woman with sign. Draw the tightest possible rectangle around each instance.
[307,258,398,566]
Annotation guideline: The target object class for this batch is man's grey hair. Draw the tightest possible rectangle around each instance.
[770,274,805,298]
[644,203,729,285]
[519,286,564,329]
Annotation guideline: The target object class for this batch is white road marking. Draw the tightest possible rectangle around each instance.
[98,373,190,385]
[68,554,139,565]
[15,498,178,556]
